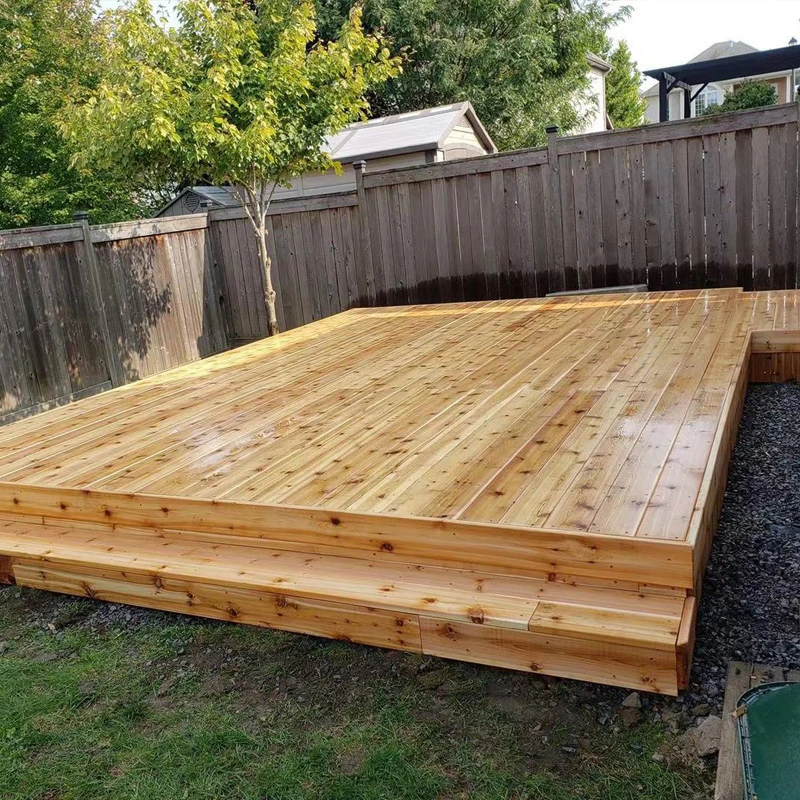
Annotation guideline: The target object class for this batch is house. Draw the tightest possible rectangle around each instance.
[581,53,613,133]
[642,41,798,123]
[157,102,496,215]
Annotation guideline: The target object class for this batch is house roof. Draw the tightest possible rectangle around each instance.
[324,102,497,163]
[642,42,800,98]
[154,185,240,217]
[689,40,758,63]
[586,53,612,73]
[187,186,240,207]
[642,40,762,97]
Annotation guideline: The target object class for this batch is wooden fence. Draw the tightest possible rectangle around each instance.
[2,102,799,419]
[209,102,800,340]
[0,215,226,423]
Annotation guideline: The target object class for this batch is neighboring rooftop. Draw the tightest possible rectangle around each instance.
[323,102,497,163]
[586,52,612,73]
[689,40,758,64]
[642,40,761,97]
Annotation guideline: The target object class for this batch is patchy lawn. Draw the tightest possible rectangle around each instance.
[0,586,711,800]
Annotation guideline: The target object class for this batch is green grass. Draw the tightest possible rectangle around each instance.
[0,587,711,799]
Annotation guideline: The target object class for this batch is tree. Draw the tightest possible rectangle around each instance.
[314,0,624,150]
[703,81,778,116]
[604,40,646,129]
[63,0,399,335]
[0,0,148,229]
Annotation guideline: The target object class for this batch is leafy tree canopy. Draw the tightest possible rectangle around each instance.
[314,0,626,149]
[703,80,779,116]
[0,0,146,229]
[63,0,399,334]
[603,40,646,129]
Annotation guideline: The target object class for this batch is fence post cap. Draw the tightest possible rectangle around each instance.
[545,125,559,135]
[353,160,367,172]
[72,210,90,222]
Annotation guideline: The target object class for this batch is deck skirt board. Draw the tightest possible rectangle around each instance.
[0,289,796,692]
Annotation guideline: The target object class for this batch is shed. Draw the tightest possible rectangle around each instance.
[156,102,496,214]
[157,186,241,218]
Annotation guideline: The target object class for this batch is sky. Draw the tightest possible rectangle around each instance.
[610,0,800,92]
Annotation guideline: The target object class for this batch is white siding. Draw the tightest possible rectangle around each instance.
[576,65,608,133]
[440,124,490,159]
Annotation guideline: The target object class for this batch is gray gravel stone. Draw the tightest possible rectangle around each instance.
[692,384,800,702]
[621,691,641,709]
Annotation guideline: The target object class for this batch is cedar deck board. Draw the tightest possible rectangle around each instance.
[0,288,797,693]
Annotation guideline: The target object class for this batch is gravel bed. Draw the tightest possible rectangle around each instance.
[691,382,800,702]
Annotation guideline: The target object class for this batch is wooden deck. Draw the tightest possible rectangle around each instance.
[0,288,798,694]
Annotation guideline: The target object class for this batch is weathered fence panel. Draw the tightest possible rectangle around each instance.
[209,102,800,341]
[0,215,227,423]
[210,195,364,340]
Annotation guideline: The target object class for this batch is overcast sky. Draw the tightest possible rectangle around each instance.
[611,0,800,91]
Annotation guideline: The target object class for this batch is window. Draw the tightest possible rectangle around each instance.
[692,84,723,117]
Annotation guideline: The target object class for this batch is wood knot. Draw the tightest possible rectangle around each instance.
[103,508,112,517]
[442,624,459,641]
[59,502,68,511]
[380,542,394,552]
[330,516,341,526]
[467,608,485,624]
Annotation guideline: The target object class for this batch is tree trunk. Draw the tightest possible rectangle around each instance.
[256,224,279,336]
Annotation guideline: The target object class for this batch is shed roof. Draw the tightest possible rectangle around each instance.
[189,186,240,207]
[324,102,496,163]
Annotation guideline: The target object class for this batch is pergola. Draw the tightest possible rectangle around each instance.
[644,44,800,122]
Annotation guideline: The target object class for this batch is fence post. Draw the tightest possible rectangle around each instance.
[353,160,376,305]
[545,125,566,293]
[72,211,125,387]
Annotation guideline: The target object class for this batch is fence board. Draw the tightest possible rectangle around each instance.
[528,165,550,296]
[585,151,604,287]
[656,141,676,289]
[556,156,578,292]
[719,131,738,286]
[672,139,690,288]
[687,136,706,288]
[752,127,771,290]
[785,121,798,290]
[613,147,634,286]
[571,152,591,290]
[735,129,754,290]
[642,143,661,290]
[769,124,788,288]
[628,144,648,287]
